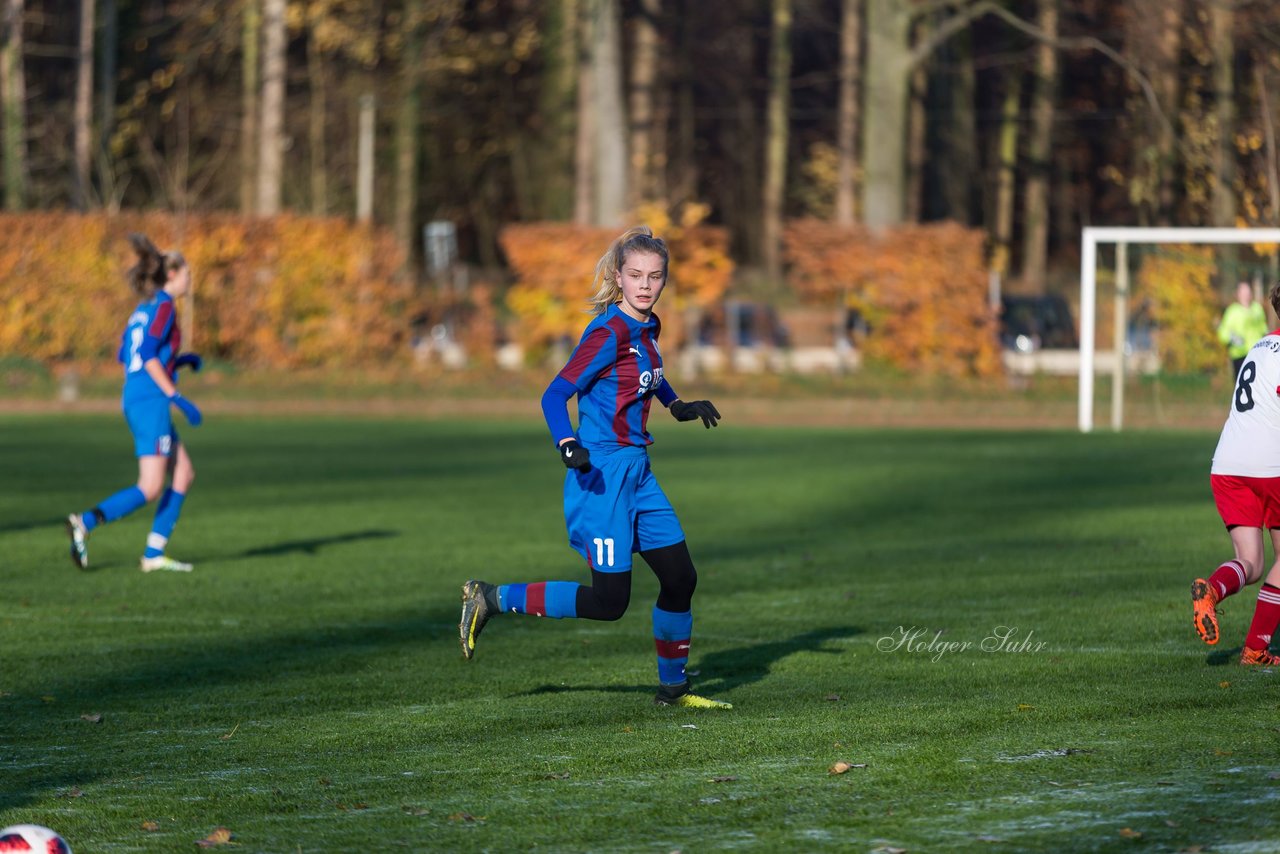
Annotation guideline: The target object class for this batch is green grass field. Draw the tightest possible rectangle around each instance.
[2,413,1279,852]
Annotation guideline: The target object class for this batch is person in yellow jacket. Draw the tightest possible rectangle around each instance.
[1218,281,1270,379]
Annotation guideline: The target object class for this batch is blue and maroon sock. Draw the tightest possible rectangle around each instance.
[652,606,693,686]
[497,582,580,618]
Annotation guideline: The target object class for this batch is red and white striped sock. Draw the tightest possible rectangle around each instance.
[1244,583,1280,652]
[1208,560,1248,601]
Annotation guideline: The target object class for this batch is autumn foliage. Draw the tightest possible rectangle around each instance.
[1134,246,1222,373]
[500,212,733,353]
[784,220,1002,377]
[0,213,412,369]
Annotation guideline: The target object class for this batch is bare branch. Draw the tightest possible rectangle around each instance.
[908,0,1179,155]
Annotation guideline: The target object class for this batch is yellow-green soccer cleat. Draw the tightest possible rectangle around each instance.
[65,513,89,570]
[140,555,193,573]
[460,580,497,660]
[654,683,732,709]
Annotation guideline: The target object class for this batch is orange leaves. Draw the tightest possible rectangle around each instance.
[0,213,412,371]
[195,827,234,847]
[784,220,1001,378]
[499,220,734,354]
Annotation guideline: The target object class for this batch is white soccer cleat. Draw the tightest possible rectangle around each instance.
[140,555,194,573]
[66,513,89,570]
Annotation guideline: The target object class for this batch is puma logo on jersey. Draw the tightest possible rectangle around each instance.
[629,346,641,357]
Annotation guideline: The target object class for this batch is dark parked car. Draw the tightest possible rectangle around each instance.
[999,295,1078,352]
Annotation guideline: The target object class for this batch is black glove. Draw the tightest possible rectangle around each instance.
[670,399,721,429]
[174,352,203,372]
[559,440,591,471]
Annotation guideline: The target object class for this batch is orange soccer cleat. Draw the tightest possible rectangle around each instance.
[1240,646,1280,667]
[1191,578,1221,645]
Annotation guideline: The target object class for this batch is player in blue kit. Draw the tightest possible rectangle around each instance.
[459,226,730,709]
[65,234,204,573]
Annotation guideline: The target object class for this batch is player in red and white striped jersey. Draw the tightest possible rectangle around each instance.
[1195,282,1280,665]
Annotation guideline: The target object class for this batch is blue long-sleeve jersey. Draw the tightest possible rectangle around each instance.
[119,291,180,403]
[541,304,679,450]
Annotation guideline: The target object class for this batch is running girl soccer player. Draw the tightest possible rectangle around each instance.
[459,226,730,709]
[65,234,204,573]
[1194,281,1280,665]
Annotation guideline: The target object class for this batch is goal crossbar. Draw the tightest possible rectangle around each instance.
[1079,227,1280,433]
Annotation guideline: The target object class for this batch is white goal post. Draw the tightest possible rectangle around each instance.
[1079,226,1280,433]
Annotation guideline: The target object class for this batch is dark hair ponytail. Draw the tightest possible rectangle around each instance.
[127,234,186,298]
[127,233,167,297]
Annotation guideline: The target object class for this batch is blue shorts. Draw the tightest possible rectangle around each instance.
[123,396,179,458]
[563,446,685,573]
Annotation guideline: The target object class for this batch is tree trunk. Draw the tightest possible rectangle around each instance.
[905,19,927,223]
[538,0,577,220]
[939,27,975,223]
[672,2,696,207]
[1020,0,1056,287]
[992,73,1021,279]
[307,25,328,215]
[73,0,93,210]
[2,0,27,211]
[1154,0,1180,224]
[592,0,627,226]
[862,0,910,229]
[573,0,594,225]
[240,0,259,215]
[1210,0,1236,230]
[628,0,659,208]
[835,0,861,226]
[256,0,285,216]
[97,0,117,208]
[394,1,422,262]
[762,0,791,279]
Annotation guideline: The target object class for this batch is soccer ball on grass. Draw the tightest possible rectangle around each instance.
[0,825,72,854]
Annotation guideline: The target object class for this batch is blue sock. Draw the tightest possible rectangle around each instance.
[653,607,693,686]
[144,489,186,558]
[82,486,147,532]
[497,582,579,618]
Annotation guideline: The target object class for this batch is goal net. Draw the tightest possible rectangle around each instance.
[1078,227,1280,432]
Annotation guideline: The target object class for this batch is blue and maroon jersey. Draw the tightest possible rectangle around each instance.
[119,291,181,403]
[557,304,671,450]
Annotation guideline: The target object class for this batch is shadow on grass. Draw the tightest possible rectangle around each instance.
[517,625,859,699]
[232,529,399,559]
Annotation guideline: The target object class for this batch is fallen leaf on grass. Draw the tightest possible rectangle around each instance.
[401,805,430,816]
[1016,704,1035,711]
[1267,771,1280,780]
[1219,681,1231,689]
[448,812,485,823]
[140,821,159,832]
[708,776,737,783]
[195,827,233,847]
[1164,820,1179,828]
[825,693,841,702]
[1118,828,1142,839]
[1214,749,1234,757]
[80,713,103,723]
[976,835,1006,843]
[680,724,697,730]
[828,761,867,775]
[870,847,907,854]
[543,772,571,780]
[57,788,83,799]
[219,723,240,740]
[1178,846,1204,853]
